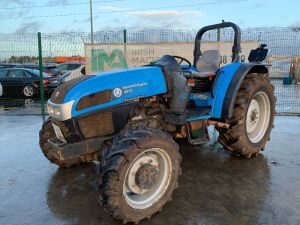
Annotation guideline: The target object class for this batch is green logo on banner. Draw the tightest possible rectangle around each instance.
[91,49,128,72]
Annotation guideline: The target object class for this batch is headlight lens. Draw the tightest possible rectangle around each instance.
[48,106,54,115]
[48,104,61,118]
[47,100,74,121]
[54,108,61,116]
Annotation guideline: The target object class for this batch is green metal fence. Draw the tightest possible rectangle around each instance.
[0,27,300,116]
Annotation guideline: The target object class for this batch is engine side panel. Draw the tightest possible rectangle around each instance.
[63,66,167,118]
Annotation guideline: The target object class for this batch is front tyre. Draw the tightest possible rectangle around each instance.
[97,128,181,224]
[39,119,98,168]
[218,73,276,157]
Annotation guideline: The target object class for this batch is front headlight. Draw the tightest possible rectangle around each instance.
[47,104,61,117]
[47,100,74,121]
[54,108,61,117]
[48,105,55,115]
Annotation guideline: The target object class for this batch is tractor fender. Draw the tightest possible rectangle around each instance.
[221,63,269,119]
[210,63,268,120]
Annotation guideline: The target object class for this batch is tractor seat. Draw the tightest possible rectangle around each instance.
[193,50,220,78]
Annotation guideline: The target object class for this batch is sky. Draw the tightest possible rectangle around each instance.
[0,0,299,33]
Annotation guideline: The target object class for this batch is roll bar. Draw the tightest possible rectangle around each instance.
[193,21,241,65]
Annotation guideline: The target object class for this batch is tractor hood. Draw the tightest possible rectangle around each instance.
[48,66,167,120]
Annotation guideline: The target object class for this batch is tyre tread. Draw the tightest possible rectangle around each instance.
[218,73,276,157]
[97,128,181,224]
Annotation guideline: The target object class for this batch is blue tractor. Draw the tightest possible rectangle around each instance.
[40,22,275,223]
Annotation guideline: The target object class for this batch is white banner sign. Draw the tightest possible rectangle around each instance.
[85,41,258,74]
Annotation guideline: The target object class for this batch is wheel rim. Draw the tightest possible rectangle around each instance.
[23,86,34,97]
[246,91,271,143]
[123,148,172,209]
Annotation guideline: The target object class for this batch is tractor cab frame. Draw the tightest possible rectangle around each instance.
[193,21,242,65]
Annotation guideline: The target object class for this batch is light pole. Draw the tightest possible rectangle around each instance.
[90,0,94,44]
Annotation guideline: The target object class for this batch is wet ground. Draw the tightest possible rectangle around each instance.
[0,115,300,225]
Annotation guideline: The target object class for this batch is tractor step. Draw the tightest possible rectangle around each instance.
[186,123,209,145]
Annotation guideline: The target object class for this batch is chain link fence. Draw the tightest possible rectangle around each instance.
[0,27,300,115]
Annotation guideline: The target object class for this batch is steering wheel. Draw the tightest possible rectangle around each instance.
[172,55,192,69]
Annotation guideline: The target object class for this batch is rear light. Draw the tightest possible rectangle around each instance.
[187,79,196,87]
[33,81,39,87]
[43,79,49,84]
[208,73,214,81]
[33,80,50,87]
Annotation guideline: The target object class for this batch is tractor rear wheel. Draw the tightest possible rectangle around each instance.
[218,73,276,157]
[39,118,98,168]
[96,128,181,224]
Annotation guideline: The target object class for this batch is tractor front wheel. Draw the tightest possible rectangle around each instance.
[218,73,276,157]
[39,119,98,168]
[97,128,181,224]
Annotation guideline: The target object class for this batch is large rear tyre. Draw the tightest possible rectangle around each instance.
[39,119,98,168]
[97,128,181,224]
[218,73,276,158]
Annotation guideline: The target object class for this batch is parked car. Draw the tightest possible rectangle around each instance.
[44,65,62,76]
[18,64,63,77]
[0,68,60,98]
[0,63,21,68]
[60,65,86,83]
[57,62,83,73]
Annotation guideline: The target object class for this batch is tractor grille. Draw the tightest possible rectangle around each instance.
[77,111,114,138]
[51,119,69,138]
[50,118,82,143]
[76,90,112,111]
